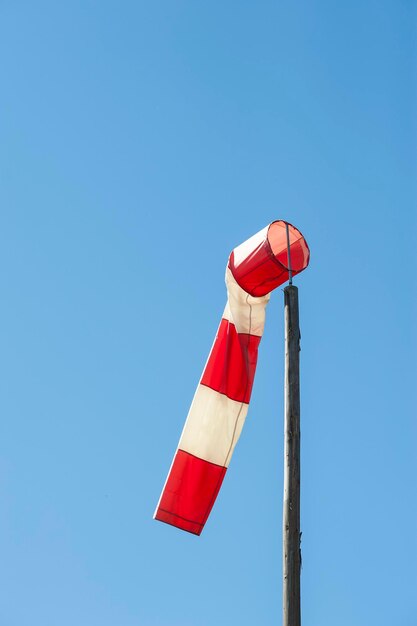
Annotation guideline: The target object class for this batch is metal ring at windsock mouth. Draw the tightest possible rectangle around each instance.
[266,220,310,274]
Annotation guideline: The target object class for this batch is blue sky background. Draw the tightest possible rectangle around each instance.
[0,2,416,625]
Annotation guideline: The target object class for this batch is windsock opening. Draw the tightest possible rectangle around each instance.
[229,220,310,297]
[268,220,310,274]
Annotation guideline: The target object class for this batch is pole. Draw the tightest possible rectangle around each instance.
[283,284,301,626]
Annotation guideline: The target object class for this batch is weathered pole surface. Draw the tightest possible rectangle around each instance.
[283,285,301,626]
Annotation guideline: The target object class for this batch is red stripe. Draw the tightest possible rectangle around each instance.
[155,450,227,535]
[229,249,289,297]
[200,318,261,404]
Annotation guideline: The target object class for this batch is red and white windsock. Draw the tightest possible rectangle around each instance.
[154,221,310,535]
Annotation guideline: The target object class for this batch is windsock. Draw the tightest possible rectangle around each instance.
[154,221,310,535]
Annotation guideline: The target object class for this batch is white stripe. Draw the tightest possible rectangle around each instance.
[223,267,270,336]
[178,385,249,468]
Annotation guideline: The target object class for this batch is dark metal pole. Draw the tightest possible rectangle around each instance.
[283,284,301,626]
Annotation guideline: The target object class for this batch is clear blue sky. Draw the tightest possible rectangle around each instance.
[0,2,415,625]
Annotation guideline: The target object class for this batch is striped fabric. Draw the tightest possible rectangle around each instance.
[154,221,309,535]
